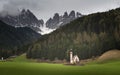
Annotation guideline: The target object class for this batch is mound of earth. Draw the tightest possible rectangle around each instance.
[97,50,120,62]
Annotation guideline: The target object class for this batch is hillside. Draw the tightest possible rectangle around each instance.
[10,54,35,62]
[27,8,120,60]
[0,20,41,58]
[97,50,120,62]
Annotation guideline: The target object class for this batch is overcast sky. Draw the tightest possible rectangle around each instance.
[0,0,120,21]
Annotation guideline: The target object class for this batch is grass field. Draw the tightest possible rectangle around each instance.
[11,54,34,62]
[0,61,120,75]
[0,54,120,75]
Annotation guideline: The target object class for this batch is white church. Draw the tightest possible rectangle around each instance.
[69,50,80,64]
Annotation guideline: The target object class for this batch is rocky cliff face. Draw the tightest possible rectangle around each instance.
[0,9,82,34]
[0,9,44,32]
[46,10,82,29]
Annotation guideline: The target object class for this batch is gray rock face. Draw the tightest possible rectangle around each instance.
[0,9,44,32]
[0,9,82,33]
[46,10,82,29]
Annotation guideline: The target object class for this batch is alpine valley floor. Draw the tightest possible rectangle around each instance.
[0,53,120,75]
[0,60,120,75]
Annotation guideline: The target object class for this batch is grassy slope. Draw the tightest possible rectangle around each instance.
[12,54,34,62]
[0,54,120,75]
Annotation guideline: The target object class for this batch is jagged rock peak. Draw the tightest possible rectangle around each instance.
[63,12,69,18]
[69,10,75,18]
[46,10,82,29]
[0,9,44,33]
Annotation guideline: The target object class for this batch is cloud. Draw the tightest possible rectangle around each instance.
[0,0,120,20]
[0,0,48,16]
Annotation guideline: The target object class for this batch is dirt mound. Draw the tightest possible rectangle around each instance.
[97,50,120,62]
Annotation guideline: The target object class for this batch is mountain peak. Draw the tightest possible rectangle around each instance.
[63,12,69,18]
[21,9,26,13]
[69,10,75,18]
[0,9,44,33]
[46,10,82,29]
[76,12,82,18]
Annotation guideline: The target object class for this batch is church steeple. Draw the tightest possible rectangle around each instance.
[70,49,73,64]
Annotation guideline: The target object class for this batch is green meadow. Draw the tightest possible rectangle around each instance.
[0,54,120,75]
[0,61,120,75]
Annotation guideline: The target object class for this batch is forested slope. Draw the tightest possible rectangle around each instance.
[27,8,120,60]
[0,20,41,58]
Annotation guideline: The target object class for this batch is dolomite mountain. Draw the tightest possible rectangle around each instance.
[46,10,82,29]
[0,9,44,32]
[0,9,82,34]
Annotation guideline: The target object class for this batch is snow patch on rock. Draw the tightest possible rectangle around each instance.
[38,24,56,35]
